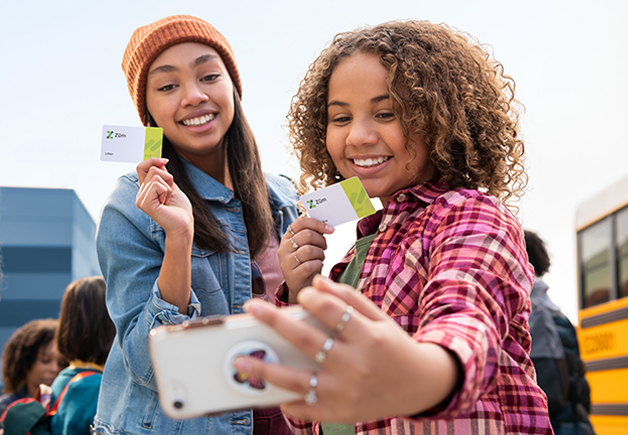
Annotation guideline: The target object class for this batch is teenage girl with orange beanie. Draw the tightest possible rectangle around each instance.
[94,15,297,435]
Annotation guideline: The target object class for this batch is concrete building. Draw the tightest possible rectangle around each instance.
[0,186,101,383]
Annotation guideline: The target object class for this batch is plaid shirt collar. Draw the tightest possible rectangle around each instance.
[357,179,449,238]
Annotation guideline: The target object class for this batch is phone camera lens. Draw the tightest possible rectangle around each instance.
[173,400,184,409]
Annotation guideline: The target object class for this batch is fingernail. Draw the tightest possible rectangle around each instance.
[297,287,316,305]
[233,357,251,373]
[313,274,328,284]
[244,300,264,317]
[325,224,334,233]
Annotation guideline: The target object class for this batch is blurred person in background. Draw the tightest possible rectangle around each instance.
[0,319,66,416]
[526,230,595,435]
[49,276,115,434]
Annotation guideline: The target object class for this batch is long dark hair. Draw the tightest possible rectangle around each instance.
[153,92,273,258]
[55,276,115,366]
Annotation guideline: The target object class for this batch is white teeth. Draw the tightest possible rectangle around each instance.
[353,156,389,167]
[182,113,214,126]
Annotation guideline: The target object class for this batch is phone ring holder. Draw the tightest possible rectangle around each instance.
[224,340,280,395]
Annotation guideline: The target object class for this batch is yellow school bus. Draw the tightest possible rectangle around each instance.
[576,173,628,435]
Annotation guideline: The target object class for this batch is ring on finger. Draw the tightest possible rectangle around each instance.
[314,337,334,364]
[334,305,354,333]
[290,237,299,250]
[294,255,302,265]
[287,225,295,236]
[304,372,318,405]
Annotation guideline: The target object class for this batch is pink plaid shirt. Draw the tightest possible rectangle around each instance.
[278,181,553,434]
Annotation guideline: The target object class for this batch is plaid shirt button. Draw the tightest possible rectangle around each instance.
[396,193,407,202]
[378,223,387,232]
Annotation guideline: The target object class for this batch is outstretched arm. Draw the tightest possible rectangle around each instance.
[234,275,461,423]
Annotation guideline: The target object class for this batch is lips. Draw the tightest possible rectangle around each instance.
[352,156,390,167]
[181,113,215,127]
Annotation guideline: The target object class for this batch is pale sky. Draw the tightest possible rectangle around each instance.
[1,0,627,322]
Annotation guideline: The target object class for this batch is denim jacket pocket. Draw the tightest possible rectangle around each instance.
[191,246,230,316]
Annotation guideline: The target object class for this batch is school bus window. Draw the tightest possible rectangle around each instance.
[617,207,628,298]
[580,217,612,308]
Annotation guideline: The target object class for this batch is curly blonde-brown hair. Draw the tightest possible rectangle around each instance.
[287,20,527,206]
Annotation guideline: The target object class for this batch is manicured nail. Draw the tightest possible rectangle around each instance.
[244,300,264,317]
[233,356,251,373]
[297,287,317,305]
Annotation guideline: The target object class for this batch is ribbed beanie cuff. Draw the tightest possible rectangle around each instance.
[122,15,242,125]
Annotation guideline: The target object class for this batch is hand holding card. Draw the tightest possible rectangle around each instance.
[101,125,163,163]
[299,177,376,227]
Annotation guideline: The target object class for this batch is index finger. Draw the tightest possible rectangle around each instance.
[136,157,169,184]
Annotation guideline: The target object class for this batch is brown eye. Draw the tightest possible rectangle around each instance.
[158,84,177,92]
[201,74,219,82]
[331,116,351,124]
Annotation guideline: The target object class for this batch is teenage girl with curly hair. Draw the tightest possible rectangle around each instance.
[233,20,553,434]
[0,319,66,417]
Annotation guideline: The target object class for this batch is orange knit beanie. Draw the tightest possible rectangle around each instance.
[122,15,242,125]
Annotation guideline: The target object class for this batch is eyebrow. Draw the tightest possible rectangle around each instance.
[149,54,221,76]
[327,94,390,107]
[192,54,219,68]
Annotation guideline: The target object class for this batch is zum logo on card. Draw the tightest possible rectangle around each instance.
[306,198,328,209]
[106,131,127,139]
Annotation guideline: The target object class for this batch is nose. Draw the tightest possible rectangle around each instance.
[181,82,209,107]
[346,118,378,147]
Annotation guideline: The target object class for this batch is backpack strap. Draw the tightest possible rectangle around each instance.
[47,370,100,416]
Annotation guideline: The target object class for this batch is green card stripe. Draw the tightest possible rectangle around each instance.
[143,127,163,160]
[340,177,376,218]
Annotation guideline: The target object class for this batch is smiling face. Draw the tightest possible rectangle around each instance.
[146,42,235,177]
[325,53,436,205]
[25,340,65,396]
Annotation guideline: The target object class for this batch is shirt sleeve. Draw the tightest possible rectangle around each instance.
[409,194,533,418]
[96,175,201,390]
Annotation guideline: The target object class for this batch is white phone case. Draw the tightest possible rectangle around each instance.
[148,306,327,419]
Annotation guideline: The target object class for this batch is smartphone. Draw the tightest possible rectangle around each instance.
[148,306,329,419]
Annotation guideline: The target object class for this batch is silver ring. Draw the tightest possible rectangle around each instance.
[304,372,318,405]
[314,338,334,364]
[290,237,299,250]
[294,255,302,265]
[334,305,354,333]
[287,225,295,236]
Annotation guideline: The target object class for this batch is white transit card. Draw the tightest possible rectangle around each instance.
[299,177,377,227]
[101,125,163,163]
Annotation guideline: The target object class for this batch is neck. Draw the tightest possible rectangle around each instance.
[68,360,105,372]
[177,136,232,189]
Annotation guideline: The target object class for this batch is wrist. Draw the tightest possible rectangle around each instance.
[164,224,194,250]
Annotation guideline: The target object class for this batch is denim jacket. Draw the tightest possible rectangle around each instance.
[93,159,298,435]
